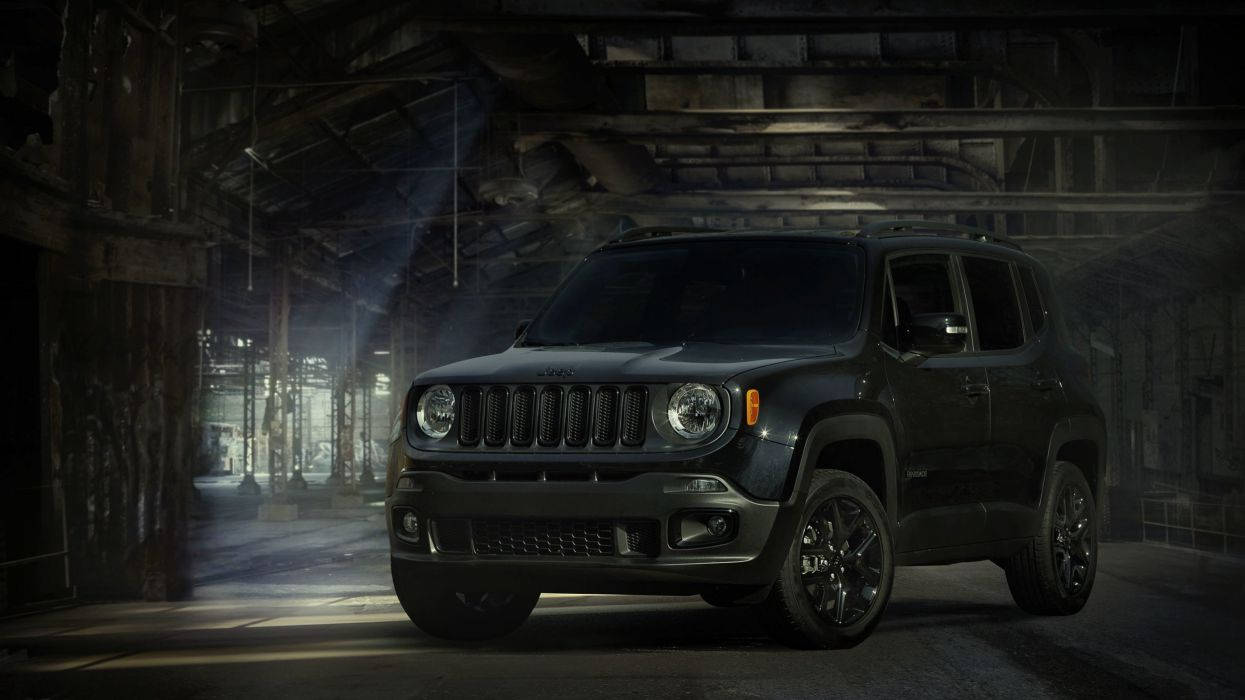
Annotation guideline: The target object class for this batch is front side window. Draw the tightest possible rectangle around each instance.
[522,240,862,346]
[963,256,1024,351]
[883,254,959,351]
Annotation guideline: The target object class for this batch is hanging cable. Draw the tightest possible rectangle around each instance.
[247,44,257,292]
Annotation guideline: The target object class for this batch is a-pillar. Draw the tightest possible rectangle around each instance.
[237,338,261,495]
[259,255,297,521]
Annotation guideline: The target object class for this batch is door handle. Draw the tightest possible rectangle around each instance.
[1031,377,1059,391]
[960,382,990,397]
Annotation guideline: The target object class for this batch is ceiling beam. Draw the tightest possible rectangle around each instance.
[496,107,1245,145]
[581,189,1245,216]
[599,58,1056,106]
[655,154,1001,191]
[369,0,1245,34]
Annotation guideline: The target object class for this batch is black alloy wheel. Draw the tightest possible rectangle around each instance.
[759,470,894,649]
[798,496,884,626]
[1002,461,1097,615]
[1051,482,1093,596]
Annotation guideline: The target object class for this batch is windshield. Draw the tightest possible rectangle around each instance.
[522,239,862,347]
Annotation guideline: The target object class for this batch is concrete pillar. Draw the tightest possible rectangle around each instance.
[289,355,307,490]
[237,339,261,495]
[332,305,364,508]
[359,371,375,486]
[259,257,296,521]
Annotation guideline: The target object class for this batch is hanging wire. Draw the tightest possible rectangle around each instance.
[247,43,257,293]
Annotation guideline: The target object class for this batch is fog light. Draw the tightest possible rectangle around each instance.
[400,511,420,540]
[669,510,737,548]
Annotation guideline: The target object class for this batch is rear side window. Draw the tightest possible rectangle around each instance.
[1018,266,1047,333]
[962,257,1024,351]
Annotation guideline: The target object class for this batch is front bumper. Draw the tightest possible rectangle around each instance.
[387,471,800,593]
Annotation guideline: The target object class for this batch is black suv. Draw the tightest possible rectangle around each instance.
[386,220,1105,648]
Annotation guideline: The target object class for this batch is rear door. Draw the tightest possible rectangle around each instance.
[960,256,1062,541]
[881,252,991,553]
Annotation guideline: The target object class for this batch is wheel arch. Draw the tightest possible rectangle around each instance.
[1042,416,1107,510]
[788,410,899,531]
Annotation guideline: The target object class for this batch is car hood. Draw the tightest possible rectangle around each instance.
[414,342,839,386]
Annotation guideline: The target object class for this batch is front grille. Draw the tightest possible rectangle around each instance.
[484,387,508,446]
[621,387,647,446]
[458,387,481,445]
[537,386,562,446]
[472,519,615,557]
[456,383,650,450]
[565,386,591,446]
[593,387,620,446]
[510,387,535,446]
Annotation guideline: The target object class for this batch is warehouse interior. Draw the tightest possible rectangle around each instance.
[2,1,1244,696]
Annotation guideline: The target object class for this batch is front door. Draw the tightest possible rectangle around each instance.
[881,253,990,553]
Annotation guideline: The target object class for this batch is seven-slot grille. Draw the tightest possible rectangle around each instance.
[456,384,648,449]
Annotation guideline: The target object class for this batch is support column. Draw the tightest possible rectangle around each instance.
[359,370,375,486]
[332,305,364,507]
[326,366,342,486]
[237,339,261,495]
[289,355,307,490]
[259,255,296,521]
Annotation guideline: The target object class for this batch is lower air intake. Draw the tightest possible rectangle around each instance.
[471,519,615,557]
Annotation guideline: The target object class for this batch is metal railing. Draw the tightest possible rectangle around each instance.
[1141,498,1245,556]
[0,481,74,610]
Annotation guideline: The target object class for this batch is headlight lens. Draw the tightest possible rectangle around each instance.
[667,383,721,440]
[415,384,456,439]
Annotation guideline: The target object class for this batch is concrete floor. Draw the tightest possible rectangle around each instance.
[2,477,1243,698]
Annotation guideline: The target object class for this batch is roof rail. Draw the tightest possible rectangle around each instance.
[611,225,727,244]
[858,219,1022,251]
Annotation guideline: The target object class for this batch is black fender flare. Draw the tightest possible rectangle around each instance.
[786,414,900,531]
[1040,415,1107,511]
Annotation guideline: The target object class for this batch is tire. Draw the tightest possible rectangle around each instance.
[392,561,539,641]
[757,470,895,649]
[1002,461,1097,615]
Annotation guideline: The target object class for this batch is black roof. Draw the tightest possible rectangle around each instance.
[604,220,1037,263]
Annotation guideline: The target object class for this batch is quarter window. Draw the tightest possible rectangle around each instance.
[962,257,1024,351]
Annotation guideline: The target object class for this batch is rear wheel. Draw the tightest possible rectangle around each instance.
[758,470,894,649]
[1002,461,1097,615]
[392,561,539,641]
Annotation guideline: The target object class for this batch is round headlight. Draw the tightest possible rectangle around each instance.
[667,383,721,440]
[415,384,456,439]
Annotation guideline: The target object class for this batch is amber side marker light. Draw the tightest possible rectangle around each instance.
[746,389,761,426]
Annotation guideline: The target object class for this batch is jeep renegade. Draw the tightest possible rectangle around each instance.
[386,220,1105,649]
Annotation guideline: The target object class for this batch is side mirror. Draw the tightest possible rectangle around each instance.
[903,312,968,356]
[514,318,531,340]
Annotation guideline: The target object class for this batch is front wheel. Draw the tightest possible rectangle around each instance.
[1002,461,1097,615]
[392,561,539,641]
[757,470,895,649]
